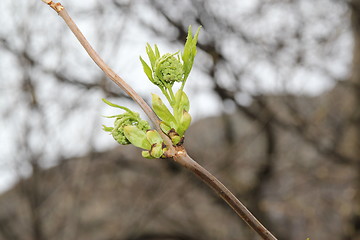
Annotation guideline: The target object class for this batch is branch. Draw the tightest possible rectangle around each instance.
[41,1,278,239]
[173,151,277,240]
[41,0,175,153]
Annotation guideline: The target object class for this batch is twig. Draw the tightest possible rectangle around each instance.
[173,151,277,240]
[41,0,175,153]
[41,1,278,239]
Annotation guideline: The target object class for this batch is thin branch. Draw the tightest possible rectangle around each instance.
[41,1,278,239]
[173,151,277,240]
[42,0,175,153]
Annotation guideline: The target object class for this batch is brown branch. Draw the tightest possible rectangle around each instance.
[42,0,175,153]
[173,151,277,240]
[41,1,278,239]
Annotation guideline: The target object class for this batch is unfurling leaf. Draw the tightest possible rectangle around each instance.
[152,94,176,128]
[178,110,192,136]
[140,56,154,82]
[160,122,172,134]
[146,43,158,69]
[124,125,151,150]
[182,26,201,81]
[175,89,190,112]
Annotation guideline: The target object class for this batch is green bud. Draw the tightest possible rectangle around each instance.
[141,26,200,89]
[102,98,151,145]
[142,139,167,159]
[137,119,152,132]
[142,150,153,159]
[146,129,163,145]
[154,53,184,87]
[149,143,164,158]
[168,129,182,145]
[110,118,131,144]
[124,125,151,150]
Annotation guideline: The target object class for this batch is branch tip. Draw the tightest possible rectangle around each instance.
[42,0,64,13]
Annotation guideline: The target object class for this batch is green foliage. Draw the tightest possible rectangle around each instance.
[102,98,168,158]
[123,126,151,150]
[141,26,200,145]
[103,26,200,157]
[102,98,150,145]
[141,26,200,91]
[182,26,201,81]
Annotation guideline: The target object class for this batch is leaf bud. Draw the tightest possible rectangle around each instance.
[149,143,164,158]
[146,129,163,145]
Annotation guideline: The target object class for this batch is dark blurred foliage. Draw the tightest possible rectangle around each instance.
[0,0,359,240]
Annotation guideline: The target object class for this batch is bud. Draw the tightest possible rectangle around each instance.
[146,129,163,144]
[140,26,200,89]
[108,119,130,145]
[142,150,152,159]
[149,143,164,158]
[168,129,182,145]
[102,98,150,146]
[154,53,184,86]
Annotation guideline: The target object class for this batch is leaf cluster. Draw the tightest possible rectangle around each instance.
[103,26,200,157]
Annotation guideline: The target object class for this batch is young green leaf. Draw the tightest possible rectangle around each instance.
[182,26,201,80]
[140,56,154,82]
[154,44,160,58]
[124,125,151,150]
[146,43,157,69]
[102,98,133,113]
[102,125,114,132]
[152,93,177,127]
[182,26,193,65]
[178,110,192,136]
[160,122,172,134]
[175,89,190,112]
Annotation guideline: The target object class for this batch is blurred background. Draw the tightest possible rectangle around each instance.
[0,0,359,239]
